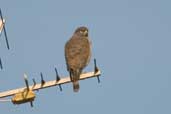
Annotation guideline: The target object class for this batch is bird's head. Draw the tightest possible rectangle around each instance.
[74,26,89,37]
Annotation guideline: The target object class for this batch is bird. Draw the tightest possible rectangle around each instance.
[65,26,91,92]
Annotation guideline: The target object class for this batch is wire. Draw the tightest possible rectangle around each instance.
[0,99,11,102]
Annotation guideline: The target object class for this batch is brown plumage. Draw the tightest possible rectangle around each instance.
[65,26,91,92]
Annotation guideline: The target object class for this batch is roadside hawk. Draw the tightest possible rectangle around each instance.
[65,26,91,92]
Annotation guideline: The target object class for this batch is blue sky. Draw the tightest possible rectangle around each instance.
[0,0,171,114]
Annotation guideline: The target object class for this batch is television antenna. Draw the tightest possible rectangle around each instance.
[0,59,101,107]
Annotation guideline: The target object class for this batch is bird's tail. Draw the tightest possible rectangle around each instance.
[73,81,79,92]
[72,69,81,92]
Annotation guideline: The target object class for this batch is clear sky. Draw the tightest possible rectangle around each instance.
[0,0,171,114]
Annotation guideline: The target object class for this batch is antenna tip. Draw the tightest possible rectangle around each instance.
[2,19,5,23]
[24,73,27,79]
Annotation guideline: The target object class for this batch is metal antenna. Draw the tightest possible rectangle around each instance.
[0,69,101,107]
[94,58,100,83]
[0,9,10,50]
[55,68,62,91]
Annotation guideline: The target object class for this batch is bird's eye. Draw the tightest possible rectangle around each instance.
[79,30,84,34]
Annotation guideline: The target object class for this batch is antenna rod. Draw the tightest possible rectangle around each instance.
[32,78,36,86]
[30,101,33,107]
[0,58,3,69]
[24,74,30,90]
[55,68,62,91]
[0,9,10,50]
[40,72,45,86]
[94,59,100,83]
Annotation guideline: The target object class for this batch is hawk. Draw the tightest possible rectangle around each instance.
[65,26,91,92]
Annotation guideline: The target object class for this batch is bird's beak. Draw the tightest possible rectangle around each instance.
[84,30,88,36]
